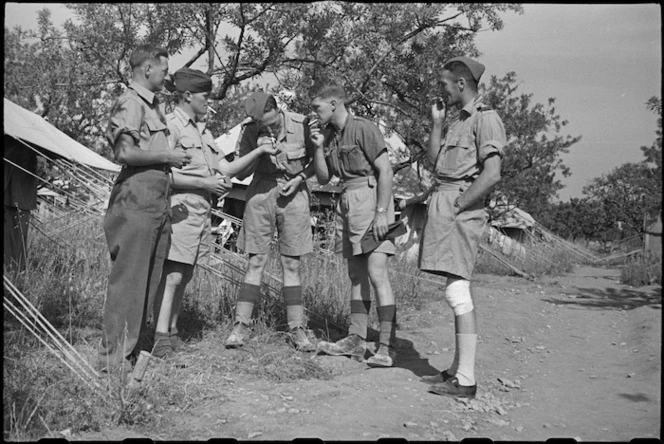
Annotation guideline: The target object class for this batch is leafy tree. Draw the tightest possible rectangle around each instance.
[580,97,662,239]
[5,3,523,159]
[481,72,581,221]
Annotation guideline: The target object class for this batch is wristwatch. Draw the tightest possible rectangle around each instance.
[376,207,386,214]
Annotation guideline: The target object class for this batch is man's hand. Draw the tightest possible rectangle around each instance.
[279,175,303,197]
[201,174,232,196]
[308,115,324,148]
[372,211,389,242]
[167,149,192,168]
[398,199,408,210]
[431,97,447,124]
[259,143,281,156]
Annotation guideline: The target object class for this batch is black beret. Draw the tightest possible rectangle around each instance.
[173,68,212,93]
[244,91,271,121]
[444,56,486,83]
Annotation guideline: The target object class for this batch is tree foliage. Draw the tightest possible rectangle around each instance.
[580,97,662,238]
[481,72,581,221]
[5,3,523,154]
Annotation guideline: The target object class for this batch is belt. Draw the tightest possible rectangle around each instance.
[122,164,171,174]
[434,178,473,192]
[341,175,376,192]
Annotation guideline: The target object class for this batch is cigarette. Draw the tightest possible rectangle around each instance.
[207,106,217,114]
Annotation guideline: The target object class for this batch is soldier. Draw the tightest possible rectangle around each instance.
[224,91,316,352]
[152,70,282,358]
[419,56,505,398]
[309,82,398,367]
[98,45,191,373]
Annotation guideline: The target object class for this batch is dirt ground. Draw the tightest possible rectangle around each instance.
[75,265,661,441]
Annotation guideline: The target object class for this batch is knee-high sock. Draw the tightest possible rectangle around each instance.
[377,305,396,347]
[455,333,477,386]
[235,283,260,326]
[284,286,304,330]
[348,300,371,340]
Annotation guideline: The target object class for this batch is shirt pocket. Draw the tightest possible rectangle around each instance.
[339,144,368,174]
[438,134,474,175]
[282,143,308,176]
[144,116,168,151]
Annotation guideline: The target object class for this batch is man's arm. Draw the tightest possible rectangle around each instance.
[454,154,501,214]
[371,149,394,241]
[309,122,331,184]
[427,98,447,165]
[114,134,191,167]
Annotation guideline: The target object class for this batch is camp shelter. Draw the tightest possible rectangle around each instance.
[490,206,536,243]
[644,214,662,257]
[3,98,120,173]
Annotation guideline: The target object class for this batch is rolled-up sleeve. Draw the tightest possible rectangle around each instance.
[106,96,144,148]
[475,111,506,163]
[357,121,386,162]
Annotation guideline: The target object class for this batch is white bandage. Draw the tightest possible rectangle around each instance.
[444,278,474,316]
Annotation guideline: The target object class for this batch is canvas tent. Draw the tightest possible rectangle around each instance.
[4,98,121,173]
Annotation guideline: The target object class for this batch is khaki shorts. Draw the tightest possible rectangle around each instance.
[168,192,212,266]
[418,181,488,280]
[335,176,396,258]
[238,176,313,256]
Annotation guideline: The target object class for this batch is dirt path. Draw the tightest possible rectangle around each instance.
[76,265,661,441]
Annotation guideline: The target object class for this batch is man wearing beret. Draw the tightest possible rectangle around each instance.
[224,91,316,352]
[152,70,281,358]
[419,56,506,398]
[98,45,192,373]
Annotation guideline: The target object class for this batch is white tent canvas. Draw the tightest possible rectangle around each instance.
[3,98,120,172]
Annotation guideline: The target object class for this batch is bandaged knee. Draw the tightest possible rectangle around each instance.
[444,278,474,316]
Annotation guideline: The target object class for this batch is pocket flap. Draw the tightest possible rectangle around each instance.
[448,135,473,148]
[145,117,167,132]
[286,147,307,160]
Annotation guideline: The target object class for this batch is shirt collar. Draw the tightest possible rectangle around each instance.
[174,106,196,127]
[461,94,484,118]
[128,81,157,105]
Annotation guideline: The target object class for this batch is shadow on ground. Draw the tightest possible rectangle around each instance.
[544,286,662,311]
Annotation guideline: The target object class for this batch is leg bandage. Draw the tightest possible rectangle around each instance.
[444,278,474,316]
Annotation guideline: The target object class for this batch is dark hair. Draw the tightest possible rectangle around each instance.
[264,95,278,113]
[310,82,347,101]
[129,45,169,70]
[442,60,477,90]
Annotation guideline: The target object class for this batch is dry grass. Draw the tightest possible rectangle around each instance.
[3,208,581,440]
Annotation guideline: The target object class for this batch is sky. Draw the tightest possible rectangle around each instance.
[4,3,662,201]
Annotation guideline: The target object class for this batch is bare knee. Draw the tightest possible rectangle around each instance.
[245,253,268,282]
[280,255,301,277]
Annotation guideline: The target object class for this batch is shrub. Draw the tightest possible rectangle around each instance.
[620,252,662,287]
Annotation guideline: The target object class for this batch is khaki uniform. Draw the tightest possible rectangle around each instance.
[419,95,506,279]
[237,110,314,256]
[166,107,225,265]
[322,113,396,258]
[100,81,172,367]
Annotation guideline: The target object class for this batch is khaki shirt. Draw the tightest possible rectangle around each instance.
[238,110,314,180]
[167,107,224,182]
[106,81,169,159]
[322,113,385,181]
[435,95,506,181]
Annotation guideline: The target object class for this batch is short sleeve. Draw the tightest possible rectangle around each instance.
[166,115,181,150]
[238,123,257,157]
[475,111,506,163]
[106,95,143,147]
[357,120,386,162]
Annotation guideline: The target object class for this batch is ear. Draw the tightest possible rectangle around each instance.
[457,77,466,91]
[144,62,152,78]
